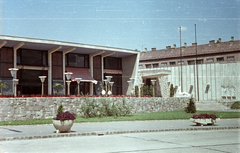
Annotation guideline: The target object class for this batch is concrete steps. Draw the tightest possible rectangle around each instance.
[195,101,231,111]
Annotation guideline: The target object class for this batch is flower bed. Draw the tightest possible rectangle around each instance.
[190,113,220,126]
[0,94,146,98]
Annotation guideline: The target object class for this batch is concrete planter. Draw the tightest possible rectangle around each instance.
[190,118,220,126]
[52,119,74,133]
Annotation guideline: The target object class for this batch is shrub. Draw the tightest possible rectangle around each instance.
[170,84,174,97]
[185,97,196,113]
[57,104,63,114]
[79,97,133,118]
[135,85,139,97]
[143,85,149,95]
[149,85,153,97]
[54,104,76,121]
[231,101,240,109]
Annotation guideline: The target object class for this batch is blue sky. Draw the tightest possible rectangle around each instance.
[0,0,239,51]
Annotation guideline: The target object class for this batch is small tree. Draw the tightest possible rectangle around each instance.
[170,84,174,97]
[185,96,196,113]
[149,85,154,97]
[57,104,64,114]
[135,85,139,97]
[53,83,63,95]
[143,85,149,96]
[0,80,9,95]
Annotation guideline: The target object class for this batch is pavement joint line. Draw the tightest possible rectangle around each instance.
[0,126,239,141]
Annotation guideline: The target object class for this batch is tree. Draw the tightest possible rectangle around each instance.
[184,96,196,113]
[149,85,154,97]
[170,84,174,97]
[53,83,63,95]
[0,80,9,95]
[135,85,139,97]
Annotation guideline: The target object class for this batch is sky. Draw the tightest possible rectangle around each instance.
[0,0,239,51]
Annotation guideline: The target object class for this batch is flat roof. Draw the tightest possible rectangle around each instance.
[0,35,140,58]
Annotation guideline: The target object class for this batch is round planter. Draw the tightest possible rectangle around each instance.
[190,118,220,126]
[52,119,74,133]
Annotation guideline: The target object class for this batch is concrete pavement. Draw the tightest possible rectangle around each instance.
[0,119,239,141]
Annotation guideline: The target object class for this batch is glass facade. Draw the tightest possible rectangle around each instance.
[104,57,122,70]
[65,53,89,68]
[17,49,48,66]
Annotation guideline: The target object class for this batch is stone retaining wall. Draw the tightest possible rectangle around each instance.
[0,97,190,121]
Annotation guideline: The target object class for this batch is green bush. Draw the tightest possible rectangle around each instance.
[135,85,139,97]
[149,85,153,97]
[184,97,196,113]
[143,85,149,95]
[231,101,240,109]
[57,104,63,114]
[170,84,174,97]
[79,97,133,118]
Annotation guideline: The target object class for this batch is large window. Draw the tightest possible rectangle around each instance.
[65,53,89,68]
[17,49,47,66]
[104,57,122,70]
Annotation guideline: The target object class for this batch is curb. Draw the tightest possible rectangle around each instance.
[0,126,239,141]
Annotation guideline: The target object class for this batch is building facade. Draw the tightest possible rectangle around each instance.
[0,35,140,96]
[138,37,240,102]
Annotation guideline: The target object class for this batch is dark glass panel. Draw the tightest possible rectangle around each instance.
[21,49,42,66]
[104,57,122,70]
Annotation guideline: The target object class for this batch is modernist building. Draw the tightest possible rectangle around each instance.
[0,35,139,96]
[138,37,240,102]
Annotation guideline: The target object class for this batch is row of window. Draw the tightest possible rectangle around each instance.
[140,56,235,68]
[17,49,122,70]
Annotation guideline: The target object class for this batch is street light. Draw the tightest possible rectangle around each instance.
[130,78,135,96]
[39,76,47,95]
[66,80,71,96]
[65,72,72,96]
[9,68,19,96]
[151,80,156,97]
[104,76,113,95]
[75,78,82,96]
[65,72,72,80]
[13,79,19,97]
[109,82,114,95]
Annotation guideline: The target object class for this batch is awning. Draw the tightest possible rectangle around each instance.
[104,69,122,74]
[65,67,97,83]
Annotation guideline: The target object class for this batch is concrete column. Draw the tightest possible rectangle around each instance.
[48,52,52,95]
[13,42,25,69]
[89,51,105,95]
[90,56,93,94]
[62,47,76,95]
[48,46,62,95]
[122,53,140,95]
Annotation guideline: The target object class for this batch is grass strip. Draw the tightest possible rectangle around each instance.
[0,110,239,126]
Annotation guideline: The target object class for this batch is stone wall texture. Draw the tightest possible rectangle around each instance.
[0,97,190,121]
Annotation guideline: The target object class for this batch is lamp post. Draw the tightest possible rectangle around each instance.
[39,76,46,95]
[104,76,113,95]
[75,78,82,96]
[151,80,156,97]
[13,79,19,97]
[109,82,114,95]
[65,72,72,96]
[8,68,19,96]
